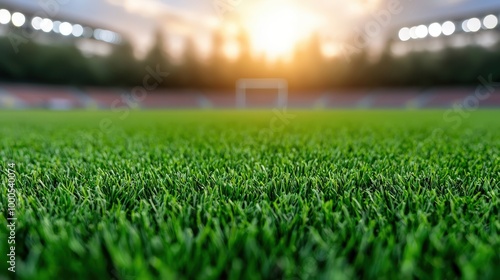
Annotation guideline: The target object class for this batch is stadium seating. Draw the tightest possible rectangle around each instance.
[1,84,499,109]
[424,88,473,107]
[3,85,83,109]
[140,90,201,108]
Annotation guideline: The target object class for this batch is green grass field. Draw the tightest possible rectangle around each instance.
[1,110,499,280]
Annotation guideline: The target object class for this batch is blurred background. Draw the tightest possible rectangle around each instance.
[1,0,500,109]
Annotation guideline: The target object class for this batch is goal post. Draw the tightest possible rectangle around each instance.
[236,79,288,108]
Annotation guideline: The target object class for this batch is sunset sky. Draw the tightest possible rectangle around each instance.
[3,0,500,58]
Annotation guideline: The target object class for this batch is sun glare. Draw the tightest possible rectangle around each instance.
[243,1,318,60]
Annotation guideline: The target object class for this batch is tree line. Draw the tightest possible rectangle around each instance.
[1,29,499,89]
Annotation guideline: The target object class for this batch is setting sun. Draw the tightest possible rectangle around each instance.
[243,1,319,60]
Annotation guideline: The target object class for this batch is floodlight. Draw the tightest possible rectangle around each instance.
[398,27,410,41]
[72,24,83,37]
[462,20,470,32]
[428,22,442,37]
[467,18,481,32]
[0,9,11,25]
[442,21,455,36]
[483,15,498,29]
[416,25,428,38]
[31,17,42,30]
[410,26,418,39]
[59,22,72,36]
[40,18,53,33]
[11,12,25,27]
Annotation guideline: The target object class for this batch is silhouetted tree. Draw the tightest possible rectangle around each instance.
[177,38,204,88]
[142,29,174,87]
[207,30,232,88]
[2,27,500,89]
[234,30,254,80]
[105,39,141,86]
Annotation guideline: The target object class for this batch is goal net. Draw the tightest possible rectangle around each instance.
[236,79,288,108]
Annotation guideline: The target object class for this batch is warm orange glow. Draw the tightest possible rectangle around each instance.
[223,40,240,60]
[242,1,319,60]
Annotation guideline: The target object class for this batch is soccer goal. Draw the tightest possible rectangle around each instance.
[236,79,288,108]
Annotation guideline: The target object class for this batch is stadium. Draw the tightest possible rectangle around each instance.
[0,0,499,279]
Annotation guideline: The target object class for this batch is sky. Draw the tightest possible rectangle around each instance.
[2,0,500,57]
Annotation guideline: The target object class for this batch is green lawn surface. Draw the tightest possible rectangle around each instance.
[0,110,499,280]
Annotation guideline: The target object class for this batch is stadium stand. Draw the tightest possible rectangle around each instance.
[202,91,237,108]
[288,91,326,108]
[3,85,83,109]
[370,89,423,108]
[86,88,123,108]
[324,90,372,108]
[141,90,201,108]
[485,94,500,107]
[424,88,474,108]
[0,84,499,109]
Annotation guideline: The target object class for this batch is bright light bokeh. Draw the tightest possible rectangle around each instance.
[410,26,418,39]
[398,27,410,41]
[416,24,428,38]
[53,21,61,33]
[467,18,481,32]
[11,12,25,27]
[0,9,11,25]
[483,14,498,29]
[59,22,73,36]
[32,16,42,30]
[94,29,102,40]
[100,30,114,42]
[428,22,442,37]
[72,24,84,37]
[41,18,53,33]
[442,21,455,36]
[462,20,470,32]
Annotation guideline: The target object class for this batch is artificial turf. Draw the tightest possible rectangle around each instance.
[0,110,499,280]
